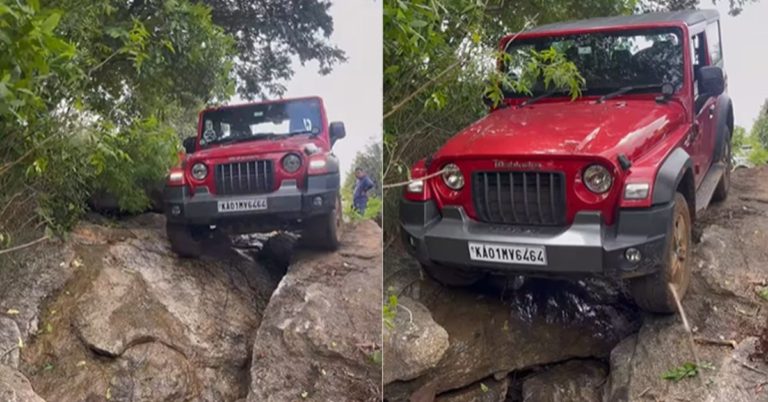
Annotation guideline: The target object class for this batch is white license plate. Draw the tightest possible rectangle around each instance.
[217,198,267,213]
[468,242,547,266]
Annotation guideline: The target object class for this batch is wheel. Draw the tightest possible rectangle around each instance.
[302,194,342,251]
[712,128,731,202]
[421,262,484,287]
[166,222,209,258]
[628,192,692,313]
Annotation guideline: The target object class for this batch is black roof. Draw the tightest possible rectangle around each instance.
[526,9,719,33]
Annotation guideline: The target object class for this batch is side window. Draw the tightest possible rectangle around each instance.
[691,32,708,111]
[705,22,722,65]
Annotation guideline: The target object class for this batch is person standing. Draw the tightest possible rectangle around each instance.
[353,167,374,215]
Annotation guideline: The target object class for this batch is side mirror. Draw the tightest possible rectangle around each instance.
[329,121,346,145]
[698,66,725,96]
[182,137,197,154]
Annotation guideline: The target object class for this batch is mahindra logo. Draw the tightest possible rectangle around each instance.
[228,155,258,162]
[493,160,543,170]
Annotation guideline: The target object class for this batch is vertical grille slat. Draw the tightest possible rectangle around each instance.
[473,170,565,226]
[214,160,274,195]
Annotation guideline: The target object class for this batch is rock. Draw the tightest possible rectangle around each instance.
[385,278,638,398]
[0,317,21,368]
[0,365,45,402]
[383,296,449,384]
[18,215,274,402]
[109,343,195,402]
[247,221,382,402]
[436,377,509,402]
[521,360,606,402]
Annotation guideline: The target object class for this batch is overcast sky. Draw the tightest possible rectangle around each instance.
[281,0,382,181]
[716,0,768,132]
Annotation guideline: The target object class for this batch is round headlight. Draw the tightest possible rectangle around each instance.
[442,163,464,190]
[583,164,613,193]
[191,163,208,180]
[282,153,302,173]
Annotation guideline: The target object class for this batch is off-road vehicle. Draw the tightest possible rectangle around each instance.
[164,96,346,258]
[400,10,732,313]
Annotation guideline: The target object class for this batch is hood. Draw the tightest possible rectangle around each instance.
[190,135,326,161]
[435,99,687,163]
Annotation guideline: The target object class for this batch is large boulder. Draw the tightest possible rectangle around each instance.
[247,221,383,402]
[383,257,639,401]
[17,215,274,402]
[383,296,449,384]
[0,365,45,402]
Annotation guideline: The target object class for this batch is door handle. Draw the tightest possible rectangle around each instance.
[708,104,716,119]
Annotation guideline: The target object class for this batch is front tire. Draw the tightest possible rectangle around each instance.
[302,195,342,251]
[421,263,484,287]
[166,222,209,258]
[628,192,692,313]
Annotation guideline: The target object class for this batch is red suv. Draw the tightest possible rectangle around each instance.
[164,96,345,257]
[400,10,732,313]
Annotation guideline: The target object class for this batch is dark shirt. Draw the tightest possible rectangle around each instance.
[354,175,374,199]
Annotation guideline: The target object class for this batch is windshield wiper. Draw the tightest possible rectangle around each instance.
[597,83,666,103]
[519,88,566,108]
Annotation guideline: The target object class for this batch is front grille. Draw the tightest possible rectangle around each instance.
[473,171,566,226]
[214,160,274,195]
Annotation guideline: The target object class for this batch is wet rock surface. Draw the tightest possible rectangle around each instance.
[0,212,380,401]
[247,220,383,402]
[384,167,768,401]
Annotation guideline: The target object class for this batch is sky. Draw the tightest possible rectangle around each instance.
[281,0,382,182]
[715,0,768,132]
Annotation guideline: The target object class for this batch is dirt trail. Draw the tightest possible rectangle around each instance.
[384,167,768,402]
[0,214,382,401]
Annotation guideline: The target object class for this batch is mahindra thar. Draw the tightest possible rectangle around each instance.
[400,10,732,313]
[164,96,346,258]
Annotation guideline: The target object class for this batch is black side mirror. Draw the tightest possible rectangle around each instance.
[329,121,346,145]
[182,137,196,154]
[698,66,725,96]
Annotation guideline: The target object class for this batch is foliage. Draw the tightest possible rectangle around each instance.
[756,286,768,301]
[637,0,761,16]
[202,0,345,98]
[662,361,713,382]
[383,293,398,329]
[732,125,747,150]
[752,100,768,150]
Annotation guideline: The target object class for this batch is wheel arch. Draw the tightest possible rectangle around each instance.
[652,147,695,221]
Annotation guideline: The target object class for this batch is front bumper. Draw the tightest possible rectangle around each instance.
[164,173,339,228]
[400,199,674,278]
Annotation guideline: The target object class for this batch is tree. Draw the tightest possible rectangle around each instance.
[752,100,768,149]
[203,0,346,98]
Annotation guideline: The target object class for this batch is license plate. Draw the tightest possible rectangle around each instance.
[468,242,547,266]
[217,198,267,213]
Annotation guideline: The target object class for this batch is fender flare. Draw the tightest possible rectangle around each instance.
[713,94,734,161]
[652,147,693,205]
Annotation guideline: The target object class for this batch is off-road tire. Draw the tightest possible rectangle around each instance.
[628,192,692,313]
[302,195,342,251]
[421,263,484,287]
[712,128,731,202]
[166,222,209,258]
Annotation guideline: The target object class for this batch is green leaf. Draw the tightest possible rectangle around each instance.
[756,287,768,301]
[40,13,61,33]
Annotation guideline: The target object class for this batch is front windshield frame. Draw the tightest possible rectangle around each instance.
[503,27,686,99]
[198,98,324,148]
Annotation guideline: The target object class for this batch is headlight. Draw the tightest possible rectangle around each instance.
[282,153,302,173]
[583,164,612,194]
[624,183,650,199]
[407,179,424,193]
[191,163,208,180]
[442,163,464,190]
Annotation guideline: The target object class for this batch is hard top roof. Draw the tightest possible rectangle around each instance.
[525,9,719,34]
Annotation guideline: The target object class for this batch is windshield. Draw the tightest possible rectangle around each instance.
[199,98,323,147]
[504,28,684,97]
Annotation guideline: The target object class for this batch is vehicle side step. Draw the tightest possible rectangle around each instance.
[695,162,725,216]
